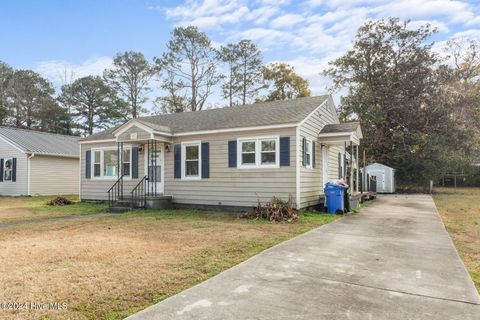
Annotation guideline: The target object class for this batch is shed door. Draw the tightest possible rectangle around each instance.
[370,170,385,192]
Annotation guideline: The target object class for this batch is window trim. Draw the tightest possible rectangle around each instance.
[305,139,313,169]
[237,136,280,169]
[90,146,132,180]
[181,141,202,180]
[3,158,13,182]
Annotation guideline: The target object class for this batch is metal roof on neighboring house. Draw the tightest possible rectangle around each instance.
[319,122,361,134]
[81,95,330,141]
[0,126,80,157]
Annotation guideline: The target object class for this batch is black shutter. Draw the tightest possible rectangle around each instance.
[228,140,237,168]
[85,150,91,179]
[0,158,3,182]
[338,152,341,178]
[174,144,181,179]
[312,142,316,168]
[279,137,290,166]
[12,158,16,182]
[131,147,139,178]
[302,137,306,167]
[201,142,209,178]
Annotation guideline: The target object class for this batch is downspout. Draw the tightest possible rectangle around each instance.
[27,153,35,196]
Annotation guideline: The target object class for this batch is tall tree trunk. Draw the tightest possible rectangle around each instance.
[243,61,247,105]
[229,65,233,107]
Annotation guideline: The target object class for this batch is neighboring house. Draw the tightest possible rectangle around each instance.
[0,126,80,196]
[79,95,363,210]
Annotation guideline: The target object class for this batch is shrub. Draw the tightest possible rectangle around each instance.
[47,196,73,206]
[241,196,299,223]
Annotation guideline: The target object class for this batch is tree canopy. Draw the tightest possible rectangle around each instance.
[103,51,155,118]
[324,18,478,185]
[262,63,311,101]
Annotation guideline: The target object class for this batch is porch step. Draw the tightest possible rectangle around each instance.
[108,195,173,212]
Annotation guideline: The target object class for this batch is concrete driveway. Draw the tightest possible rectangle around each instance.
[127,195,480,320]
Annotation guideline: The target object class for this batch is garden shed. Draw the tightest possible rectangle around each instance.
[363,163,395,193]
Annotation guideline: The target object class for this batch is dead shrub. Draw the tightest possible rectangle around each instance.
[47,196,73,206]
[241,196,299,223]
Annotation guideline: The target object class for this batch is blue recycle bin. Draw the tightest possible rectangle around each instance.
[324,183,347,214]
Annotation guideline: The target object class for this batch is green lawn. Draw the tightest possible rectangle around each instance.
[433,187,480,293]
[0,205,339,320]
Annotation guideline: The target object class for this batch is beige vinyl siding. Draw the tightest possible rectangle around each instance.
[29,155,79,195]
[80,142,145,200]
[165,127,296,208]
[0,138,28,196]
[298,97,342,208]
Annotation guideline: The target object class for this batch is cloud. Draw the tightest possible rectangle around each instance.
[374,0,480,25]
[154,0,480,105]
[35,57,113,87]
[270,14,304,28]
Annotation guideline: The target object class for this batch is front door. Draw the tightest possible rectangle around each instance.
[144,144,164,195]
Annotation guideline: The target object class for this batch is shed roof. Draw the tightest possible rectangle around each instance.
[319,122,360,134]
[0,126,80,157]
[82,95,330,141]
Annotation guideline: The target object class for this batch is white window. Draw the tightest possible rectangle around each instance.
[122,149,131,176]
[261,139,276,164]
[91,147,131,179]
[240,140,256,165]
[4,158,12,181]
[237,136,279,168]
[103,150,118,177]
[182,142,201,180]
[93,151,101,177]
[305,139,312,169]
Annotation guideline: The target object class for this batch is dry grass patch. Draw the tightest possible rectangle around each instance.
[0,196,107,224]
[433,187,480,293]
[0,210,337,320]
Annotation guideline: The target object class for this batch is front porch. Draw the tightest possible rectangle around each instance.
[318,122,376,211]
[107,119,175,212]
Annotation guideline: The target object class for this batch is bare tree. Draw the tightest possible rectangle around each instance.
[155,26,220,112]
[104,51,155,118]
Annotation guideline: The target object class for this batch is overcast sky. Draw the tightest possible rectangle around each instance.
[1,0,479,111]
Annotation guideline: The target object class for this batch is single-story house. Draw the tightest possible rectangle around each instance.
[0,126,80,196]
[79,95,363,210]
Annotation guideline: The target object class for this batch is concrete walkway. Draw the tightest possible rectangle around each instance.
[127,195,480,320]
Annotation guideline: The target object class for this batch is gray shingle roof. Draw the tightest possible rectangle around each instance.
[0,126,80,157]
[82,95,330,141]
[320,122,360,134]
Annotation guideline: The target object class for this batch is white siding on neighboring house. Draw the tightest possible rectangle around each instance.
[29,155,79,195]
[0,138,28,196]
[298,97,343,208]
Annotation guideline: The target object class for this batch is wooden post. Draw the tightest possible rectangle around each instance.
[356,145,359,193]
[363,148,366,192]
[350,141,354,191]
[343,142,347,179]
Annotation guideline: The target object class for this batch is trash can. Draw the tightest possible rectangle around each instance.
[324,183,346,214]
